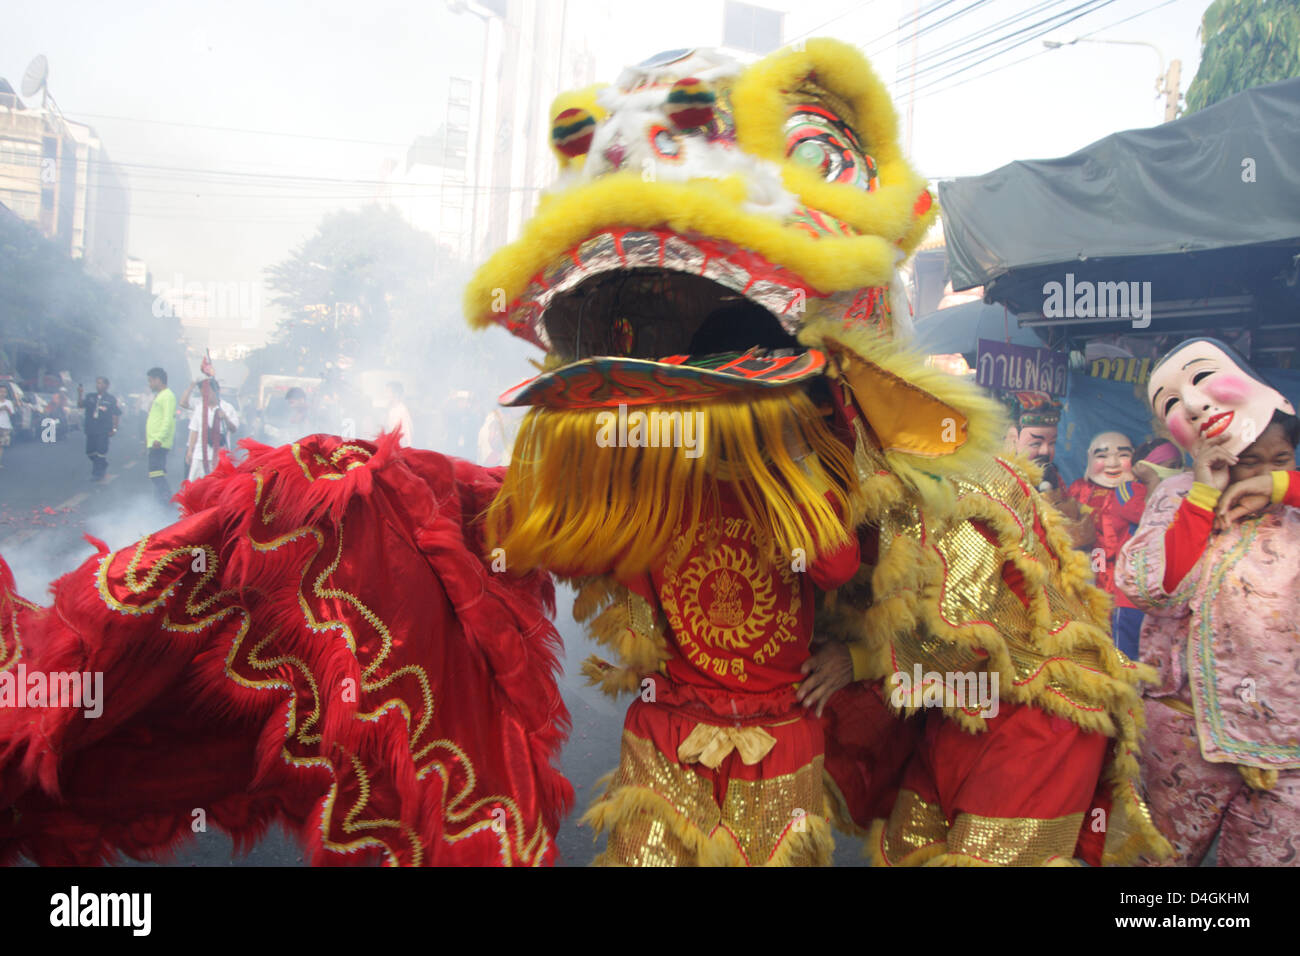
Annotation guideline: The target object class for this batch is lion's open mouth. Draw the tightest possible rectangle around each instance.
[504,227,822,361]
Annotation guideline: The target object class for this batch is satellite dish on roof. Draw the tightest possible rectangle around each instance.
[21,55,48,98]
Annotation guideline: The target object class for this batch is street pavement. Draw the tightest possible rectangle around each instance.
[1,428,867,867]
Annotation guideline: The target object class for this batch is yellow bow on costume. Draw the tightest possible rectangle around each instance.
[677,723,778,769]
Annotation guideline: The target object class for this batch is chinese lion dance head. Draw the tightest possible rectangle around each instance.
[466,38,1007,577]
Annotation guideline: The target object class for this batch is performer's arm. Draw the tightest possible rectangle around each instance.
[809,535,860,591]
[1161,483,1217,592]
[1116,480,1148,525]
[1214,470,1300,525]
[805,487,861,592]
[1279,470,1300,507]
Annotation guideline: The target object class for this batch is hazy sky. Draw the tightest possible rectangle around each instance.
[2,0,1209,342]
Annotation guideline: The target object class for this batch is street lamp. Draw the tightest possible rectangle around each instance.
[1043,37,1182,121]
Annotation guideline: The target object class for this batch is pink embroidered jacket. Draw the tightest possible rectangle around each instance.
[1115,472,1300,770]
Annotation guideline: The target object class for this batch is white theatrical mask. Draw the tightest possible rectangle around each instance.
[1085,431,1135,489]
[1148,338,1295,457]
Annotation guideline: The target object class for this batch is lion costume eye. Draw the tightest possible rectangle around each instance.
[784,105,877,190]
[649,125,684,160]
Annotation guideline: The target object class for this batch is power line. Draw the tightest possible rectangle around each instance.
[785,0,885,47]
[63,111,415,149]
[906,0,1075,68]
[861,0,997,58]
[898,0,1182,107]
[902,0,1122,92]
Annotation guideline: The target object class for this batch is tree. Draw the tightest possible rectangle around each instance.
[251,204,539,405]
[0,211,186,390]
[1184,0,1300,112]
[257,205,464,376]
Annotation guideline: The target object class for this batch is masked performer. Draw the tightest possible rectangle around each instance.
[1001,391,1062,487]
[1116,338,1300,866]
[0,40,1167,867]
[1065,432,1146,658]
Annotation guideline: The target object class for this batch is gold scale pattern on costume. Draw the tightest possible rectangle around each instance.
[875,456,1130,723]
[946,811,1086,865]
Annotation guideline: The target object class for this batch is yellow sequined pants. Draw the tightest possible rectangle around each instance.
[583,702,834,866]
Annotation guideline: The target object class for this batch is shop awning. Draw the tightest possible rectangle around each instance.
[938,77,1300,322]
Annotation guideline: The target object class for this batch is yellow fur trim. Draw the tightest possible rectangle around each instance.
[822,771,870,839]
[863,818,886,866]
[1102,740,1174,864]
[731,38,937,256]
[464,172,902,329]
[486,386,859,577]
[862,817,951,867]
[569,577,672,698]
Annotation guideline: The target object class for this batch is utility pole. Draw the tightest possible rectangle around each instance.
[1044,37,1181,122]
[1162,59,1182,122]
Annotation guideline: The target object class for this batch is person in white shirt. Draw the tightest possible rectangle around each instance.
[0,383,15,468]
[184,380,240,480]
[385,381,414,448]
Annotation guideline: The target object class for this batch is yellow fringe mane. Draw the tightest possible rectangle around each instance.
[485,386,859,578]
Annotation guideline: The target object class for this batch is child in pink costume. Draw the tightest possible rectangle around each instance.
[1116,338,1300,866]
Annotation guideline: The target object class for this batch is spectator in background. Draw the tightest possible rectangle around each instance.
[477,407,513,466]
[184,380,240,481]
[262,387,313,443]
[1065,431,1146,659]
[0,383,15,469]
[1131,437,1184,494]
[386,381,414,448]
[79,376,121,482]
[442,389,479,457]
[145,367,176,505]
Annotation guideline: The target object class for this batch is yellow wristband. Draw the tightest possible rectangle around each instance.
[1186,482,1222,511]
[849,642,872,683]
[1271,470,1289,504]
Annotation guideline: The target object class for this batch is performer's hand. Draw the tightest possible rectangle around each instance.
[1215,473,1274,529]
[1132,461,1159,491]
[1067,516,1097,549]
[797,643,852,718]
[1193,432,1236,491]
[1052,496,1082,520]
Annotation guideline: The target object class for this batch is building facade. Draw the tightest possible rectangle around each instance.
[0,80,129,277]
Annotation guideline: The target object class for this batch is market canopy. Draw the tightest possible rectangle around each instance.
[938,77,1300,333]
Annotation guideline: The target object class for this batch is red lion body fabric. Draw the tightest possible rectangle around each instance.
[0,434,570,866]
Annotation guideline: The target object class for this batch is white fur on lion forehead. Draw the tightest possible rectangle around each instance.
[611,48,745,93]
[567,52,798,219]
